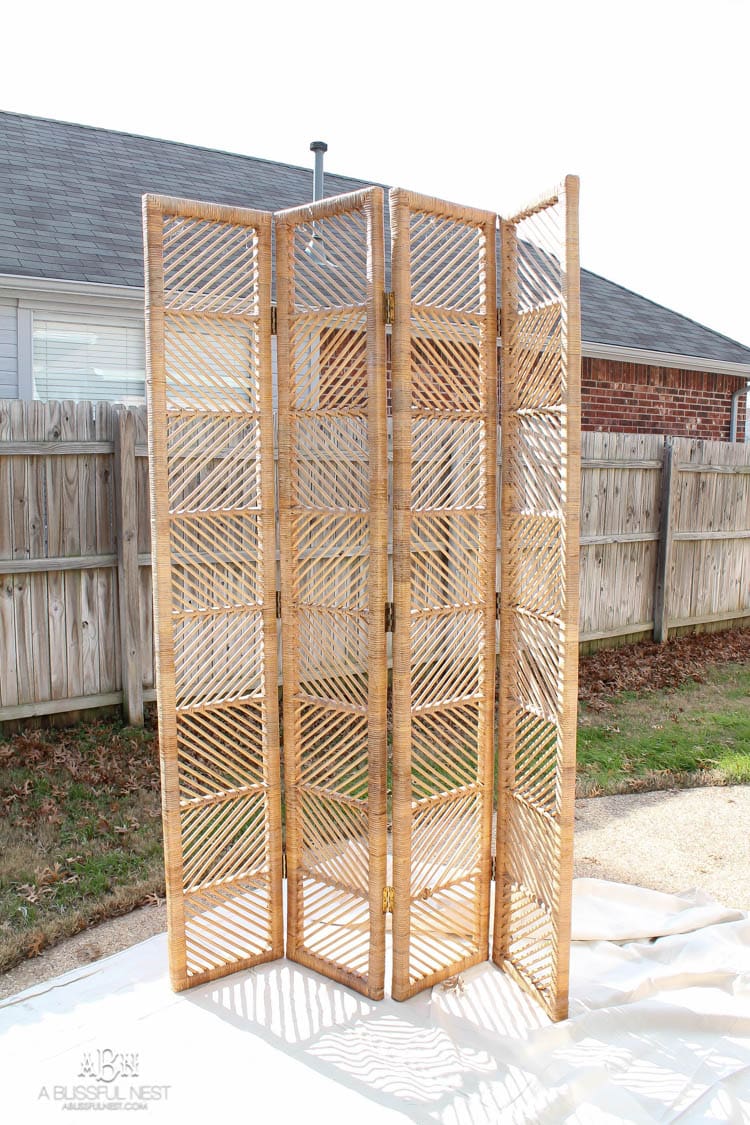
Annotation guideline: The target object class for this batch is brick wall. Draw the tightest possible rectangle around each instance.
[582,357,748,440]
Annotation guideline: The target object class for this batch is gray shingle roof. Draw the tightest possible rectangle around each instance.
[0,110,371,289]
[2,110,750,367]
[580,269,750,366]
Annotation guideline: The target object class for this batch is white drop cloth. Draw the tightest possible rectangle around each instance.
[1,878,749,1123]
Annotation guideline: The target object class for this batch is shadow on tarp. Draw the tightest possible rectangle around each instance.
[184,948,750,1123]
[186,956,552,1122]
[4,885,750,1123]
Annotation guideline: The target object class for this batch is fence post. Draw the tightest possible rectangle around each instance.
[653,437,676,643]
[114,407,144,725]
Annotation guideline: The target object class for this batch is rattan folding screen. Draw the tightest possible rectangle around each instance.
[144,197,283,990]
[144,178,580,1020]
[494,186,581,1021]
[390,192,498,1000]
[275,189,388,998]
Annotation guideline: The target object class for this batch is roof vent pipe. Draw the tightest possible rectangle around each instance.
[310,140,328,202]
[729,382,750,443]
[306,140,329,267]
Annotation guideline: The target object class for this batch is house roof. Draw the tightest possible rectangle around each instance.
[579,270,750,367]
[2,109,750,368]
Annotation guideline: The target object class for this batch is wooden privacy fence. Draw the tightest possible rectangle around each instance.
[0,400,154,723]
[1,414,748,727]
[577,430,750,647]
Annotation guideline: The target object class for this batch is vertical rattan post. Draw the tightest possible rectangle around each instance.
[274,212,299,962]
[555,174,582,1020]
[494,217,519,968]
[492,179,581,1021]
[364,189,388,993]
[478,213,499,970]
[143,196,187,988]
[390,189,413,1000]
[258,229,284,961]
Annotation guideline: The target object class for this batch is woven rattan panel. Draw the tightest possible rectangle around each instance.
[275,189,388,1000]
[390,190,498,1000]
[144,196,283,990]
[493,179,581,1021]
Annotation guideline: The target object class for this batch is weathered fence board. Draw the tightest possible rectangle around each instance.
[670,437,750,631]
[0,400,748,724]
[577,431,664,643]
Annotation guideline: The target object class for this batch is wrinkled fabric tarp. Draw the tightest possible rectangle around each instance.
[1,878,749,1123]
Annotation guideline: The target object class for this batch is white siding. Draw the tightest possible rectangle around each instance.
[0,298,18,398]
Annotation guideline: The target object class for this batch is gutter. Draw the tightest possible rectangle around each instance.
[0,272,144,304]
[730,382,750,442]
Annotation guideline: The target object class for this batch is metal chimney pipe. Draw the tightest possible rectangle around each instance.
[310,140,328,202]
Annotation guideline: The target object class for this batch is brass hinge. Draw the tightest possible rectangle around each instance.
[496,306,502,337]
[384,291,395,326]
[490,855,497,881]
[495,591,501,620]
[270,305,278,335]
[384,601,395,633]
[282,850,287,879]
[275,590,282,618]
[382,886,395,913]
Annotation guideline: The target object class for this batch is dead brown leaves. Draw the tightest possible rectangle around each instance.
[14,861,81,903]
[0,721,159,795]
[26,932,47,958]
[0,721,160,833]
[578,627,750,707]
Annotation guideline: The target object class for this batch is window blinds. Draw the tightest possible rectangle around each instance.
[33,319,146,403]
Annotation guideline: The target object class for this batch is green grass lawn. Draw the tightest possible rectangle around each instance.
[0,720,164,974]
[1,658,748,976]
[577,662,750,795]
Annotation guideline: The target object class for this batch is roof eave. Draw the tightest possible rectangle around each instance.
[582,340,750,380]
[0,273,145,304]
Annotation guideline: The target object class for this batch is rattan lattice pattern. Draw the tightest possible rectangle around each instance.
[494,183,581,1020]
[276,190,388,1000]
[390,192,498,1001]
[144,197,283,990]
[144,181,580,1019]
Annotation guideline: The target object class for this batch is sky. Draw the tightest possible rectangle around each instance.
[3,0,749,347]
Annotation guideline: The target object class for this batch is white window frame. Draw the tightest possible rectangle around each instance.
[29,312,146,405]
[17,298,147,403]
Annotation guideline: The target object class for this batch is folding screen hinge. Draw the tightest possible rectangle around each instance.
[282,850,287,879]
[385,601,395,633]
[275,590,282,618]
[496,306,502,337]
[490,855,497,881]
[495,591,501,620]
[382,886,395,913]
[270,305,278,335]
[384,290,395,326]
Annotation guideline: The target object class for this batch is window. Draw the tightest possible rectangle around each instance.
[33,319,145,403]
